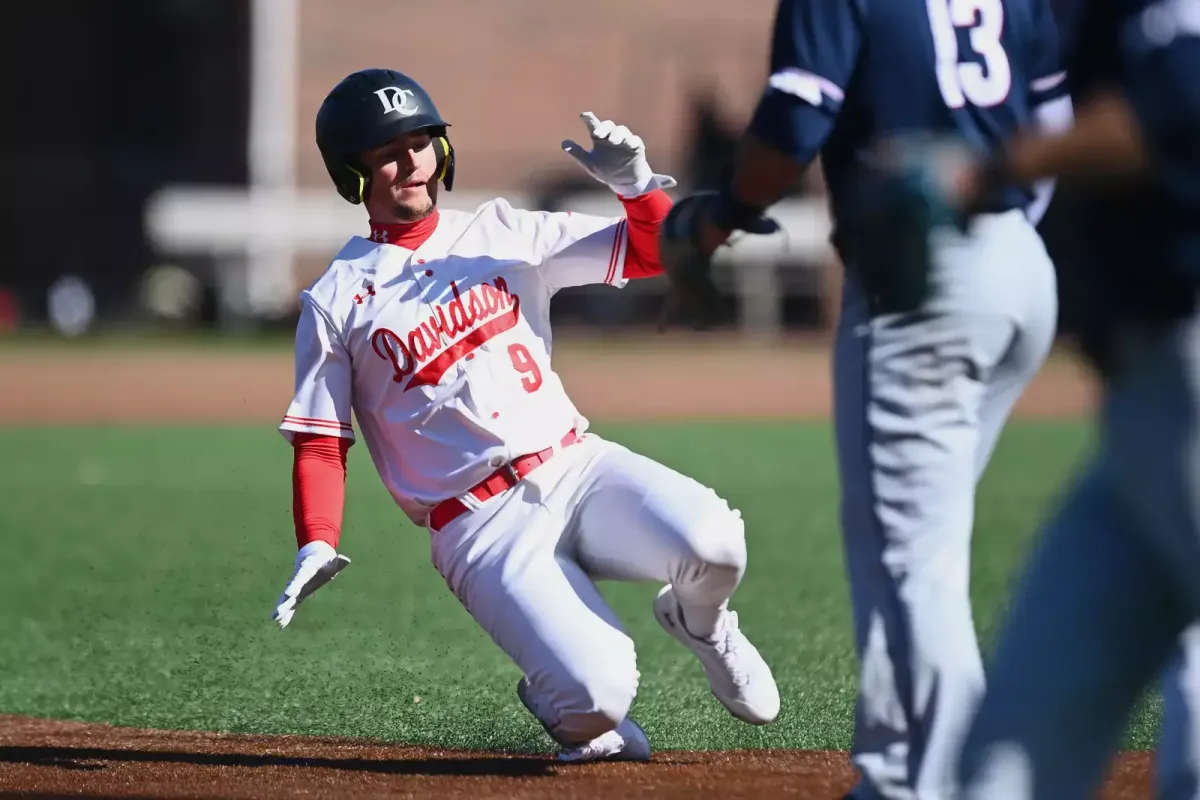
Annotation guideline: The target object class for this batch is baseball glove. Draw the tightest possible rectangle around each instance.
[836,135,984,315]
[657,191,780,330]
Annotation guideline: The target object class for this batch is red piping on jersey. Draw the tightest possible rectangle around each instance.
[282,415,353,434]
[292,432,351,549]
[368,209,440,250]
[617,189,672,279]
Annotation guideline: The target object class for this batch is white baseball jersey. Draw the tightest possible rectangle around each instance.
[279,199,630,524]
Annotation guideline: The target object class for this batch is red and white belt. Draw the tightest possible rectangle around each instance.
[428,429,582,532]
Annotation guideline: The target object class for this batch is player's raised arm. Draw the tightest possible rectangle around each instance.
[272,293,356,629]
[498,112,676,293]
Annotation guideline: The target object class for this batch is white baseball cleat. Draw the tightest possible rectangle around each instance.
[555,718,652,763]
[653,584,781,725]
[517,678,651,763]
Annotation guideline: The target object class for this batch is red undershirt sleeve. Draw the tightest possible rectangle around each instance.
[291,432,351,549]
[617,189,673,279]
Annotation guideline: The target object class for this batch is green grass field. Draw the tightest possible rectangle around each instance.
[0,420,1163,752]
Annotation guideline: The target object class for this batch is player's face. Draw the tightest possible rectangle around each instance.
[362,131,438,223]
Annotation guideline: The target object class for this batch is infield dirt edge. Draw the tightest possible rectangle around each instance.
[0,337,1097,424]
[0,714,1152,799]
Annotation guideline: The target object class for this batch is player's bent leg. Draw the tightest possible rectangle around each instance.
[430,482,642,754]
[1156,626,1200,800]
[568,437,748,629]
[970,296,1057,482]
[517,675,651,763]
[1108,315,1200,800]
[505,555,642,749]
[567,438,779,725]
[834,278,1019,800]
[957,460,1187,800]
[967,216,1059,481]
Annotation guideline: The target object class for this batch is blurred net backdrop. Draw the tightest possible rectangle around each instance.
[0,0,1088,339]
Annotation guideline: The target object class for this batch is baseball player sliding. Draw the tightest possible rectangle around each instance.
[268,68,780,763]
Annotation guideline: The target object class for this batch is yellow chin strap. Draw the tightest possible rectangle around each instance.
[436,137,452,183]
[347,164,367,204]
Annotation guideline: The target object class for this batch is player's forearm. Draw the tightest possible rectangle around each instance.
[292,433,350,549]
[618,189,673,278]
[1006,91,1149,182]
[701,92,828,246]
[726,79,835,215]
[729,133,805,210]
[682,133,807,254]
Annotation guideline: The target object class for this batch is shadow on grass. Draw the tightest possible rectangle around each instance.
[0,744,556,777]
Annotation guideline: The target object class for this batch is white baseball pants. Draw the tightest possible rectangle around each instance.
[428,433,747,745]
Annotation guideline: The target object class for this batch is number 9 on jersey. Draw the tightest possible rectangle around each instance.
[508,343,543,393]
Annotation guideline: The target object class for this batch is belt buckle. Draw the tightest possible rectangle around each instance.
[499,460,522,486]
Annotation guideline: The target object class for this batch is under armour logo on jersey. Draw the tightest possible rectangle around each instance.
[371,229,389,243]
[374,87,419,117]
[355,285,376,305]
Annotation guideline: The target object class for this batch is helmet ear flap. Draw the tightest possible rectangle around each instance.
[340,163,367,205]
[321,153,369,205]
[343,160,369,205]
[434,136,455,192]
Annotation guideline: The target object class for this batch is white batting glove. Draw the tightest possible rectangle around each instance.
[562,112,678,197]
[271,540,351,629]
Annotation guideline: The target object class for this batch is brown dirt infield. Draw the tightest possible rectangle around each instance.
[0,333,1149,798]
[0,332,1097,424]
[0,715,1151,800]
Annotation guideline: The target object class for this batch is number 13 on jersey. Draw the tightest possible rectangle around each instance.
[928,0,1012,108]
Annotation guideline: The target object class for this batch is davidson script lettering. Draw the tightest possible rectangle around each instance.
[371,277,521,390]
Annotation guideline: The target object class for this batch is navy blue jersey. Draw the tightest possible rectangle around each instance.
[1069,0,1200,324]
[749,0,1068,222]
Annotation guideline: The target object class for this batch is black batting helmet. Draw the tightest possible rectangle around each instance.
[315,68,456,205]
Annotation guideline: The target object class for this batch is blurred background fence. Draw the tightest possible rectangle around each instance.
[1,0,1090,340]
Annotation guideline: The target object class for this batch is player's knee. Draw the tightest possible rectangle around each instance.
[681,503,748,580]
[553,644,639,742]
[586,669,639,734]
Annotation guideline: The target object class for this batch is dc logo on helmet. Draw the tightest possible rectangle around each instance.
[374,87,419,117]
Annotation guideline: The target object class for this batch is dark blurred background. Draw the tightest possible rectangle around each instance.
[0,0,1087,340]
[2,1,249,329]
